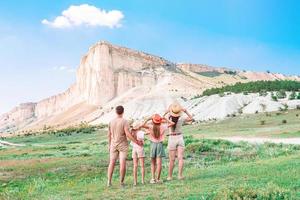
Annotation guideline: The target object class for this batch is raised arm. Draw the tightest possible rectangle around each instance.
[141,116,152,129]
[163,117,175,128]
[182,108,193,122]
[163,109,169,118]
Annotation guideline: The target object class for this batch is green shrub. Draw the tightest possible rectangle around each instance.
[289,91,296,100]
[197,71,223,77]
[219,92,225,97]
[224,70,237,75]
[260,120,265,125]
[259,90,268,96]
[272,95,278,101]
[215,184,292,200]
[282,119,287,124]
[202,80,300,97]
[280,104,288,112]
[276,90,287,99]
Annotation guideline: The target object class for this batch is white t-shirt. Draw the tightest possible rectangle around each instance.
[169,116,187,134]
[131,130,145,149]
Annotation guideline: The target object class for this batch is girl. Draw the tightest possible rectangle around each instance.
[143,114,174,184]
[164,102,193,181]
[130,121,145,186]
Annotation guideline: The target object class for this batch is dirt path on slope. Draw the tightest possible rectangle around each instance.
[0,140,25,147]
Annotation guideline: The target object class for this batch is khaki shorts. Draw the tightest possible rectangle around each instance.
[110,143,128,160]
[168,135,185,150]
[132,147,145,158]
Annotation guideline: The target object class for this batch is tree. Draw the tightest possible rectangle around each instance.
[201,80,300,97]
[276,90,286,99]
[289,91,296,100]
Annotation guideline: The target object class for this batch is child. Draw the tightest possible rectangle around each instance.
[143,114,174,184]
[130,121,146,186]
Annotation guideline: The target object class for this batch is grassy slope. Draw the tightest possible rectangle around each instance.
[185,109,300,138]
[1,111,300,199]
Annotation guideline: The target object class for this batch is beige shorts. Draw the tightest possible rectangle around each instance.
[168,135,185,150]
[110,143,128,161]
[132,147,145,158]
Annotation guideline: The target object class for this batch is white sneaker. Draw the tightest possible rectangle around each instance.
[156,179,163,184]
[150,179,156,184]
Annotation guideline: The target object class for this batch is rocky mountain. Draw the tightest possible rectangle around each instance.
[1,41,299,135]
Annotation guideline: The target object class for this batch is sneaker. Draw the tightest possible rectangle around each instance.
[107,182,112,187]
[120,182,125,188]
[167,177,173,181]
[156,179,163,184]
[150,179,156,184]
[178,176,185,180]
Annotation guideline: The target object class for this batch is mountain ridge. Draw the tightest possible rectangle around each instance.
[1,41,299,135]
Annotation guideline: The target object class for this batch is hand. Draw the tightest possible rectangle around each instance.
[136,140,143,147]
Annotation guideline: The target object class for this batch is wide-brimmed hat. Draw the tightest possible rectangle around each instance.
[169,102,182,117]
[152,114,163,124]
[132,121,142,130]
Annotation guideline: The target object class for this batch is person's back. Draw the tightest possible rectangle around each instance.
[107,105,140,187]
[109,117,128,148]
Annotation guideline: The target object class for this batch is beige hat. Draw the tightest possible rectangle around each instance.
[132,121,142,130]
[169,102,182,117]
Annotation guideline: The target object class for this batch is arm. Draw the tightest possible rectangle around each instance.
[108,124,111,151]
[163,117,175,128]
[182,108,193,122]
[141,117,152,129]
[163,109,169,118]
[124,123,142,146]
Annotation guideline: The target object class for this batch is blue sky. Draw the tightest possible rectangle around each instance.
[1,0,300,114]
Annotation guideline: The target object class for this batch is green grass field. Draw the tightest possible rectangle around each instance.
[186,109,300,138]
[1,110,300,199]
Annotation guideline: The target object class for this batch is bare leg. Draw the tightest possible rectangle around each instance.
[119,152,127,185]
[107,159,116,186]
[133,157,138,185]
[151,158,156,180]
[156,157,162,181]
[168,150,176,180]
[177,147,184,179]
[139,158,145,184]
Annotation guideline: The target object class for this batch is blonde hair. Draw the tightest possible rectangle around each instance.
[152,123,161,139]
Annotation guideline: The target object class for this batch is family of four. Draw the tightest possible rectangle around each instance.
[107,102,193,187]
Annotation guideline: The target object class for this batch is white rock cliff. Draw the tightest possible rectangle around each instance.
[1,41,299,134]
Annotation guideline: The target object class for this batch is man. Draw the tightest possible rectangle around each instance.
[107,105,142,187]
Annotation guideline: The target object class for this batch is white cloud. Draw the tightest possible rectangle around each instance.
[52,66,76,73]
[42,4,124,29]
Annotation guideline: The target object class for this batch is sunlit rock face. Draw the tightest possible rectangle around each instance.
[1,41,299,135]
[76,41,172,105]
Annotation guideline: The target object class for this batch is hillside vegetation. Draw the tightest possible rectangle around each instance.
[201,80,300,97]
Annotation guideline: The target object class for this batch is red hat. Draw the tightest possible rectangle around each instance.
[152,114,162,124]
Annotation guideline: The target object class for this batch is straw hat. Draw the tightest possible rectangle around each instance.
[169,102,182,117]
[152,114,163,124]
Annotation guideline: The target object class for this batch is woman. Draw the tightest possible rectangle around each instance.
[164,102,193,181]
[142,114,174,184]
